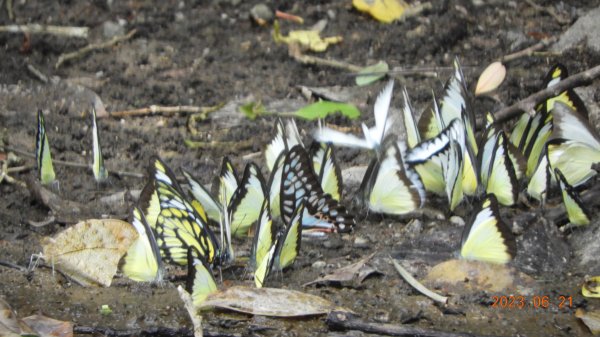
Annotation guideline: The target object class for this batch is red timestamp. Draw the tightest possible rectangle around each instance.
[490,295,573,310]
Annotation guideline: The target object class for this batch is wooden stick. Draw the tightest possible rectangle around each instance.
[500,37,558,63]
[110,103,222,118]
[493,64,600,124]
[327,311,499,337]
[73,325,241,337]
[0,24,88,38]
[55,29,136,69]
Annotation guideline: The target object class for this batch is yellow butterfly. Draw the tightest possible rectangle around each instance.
[460,194,516,264]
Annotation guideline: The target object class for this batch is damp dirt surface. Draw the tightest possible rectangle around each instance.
[2,1,600,336]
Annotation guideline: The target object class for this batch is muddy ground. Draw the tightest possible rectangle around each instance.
[1,0,600,336]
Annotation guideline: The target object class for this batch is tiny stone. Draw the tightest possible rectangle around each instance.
[250,3,273,24]
[449,215,465,227]
[354,236,369,249]
[374,310,390,323]
[312,260,326,269]
[102,21,125,39]
[175,12,185,21]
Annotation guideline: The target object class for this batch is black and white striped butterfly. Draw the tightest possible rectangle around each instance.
[280,145,355,233]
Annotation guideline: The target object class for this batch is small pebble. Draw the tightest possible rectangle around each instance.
[374,310,390,323]
[250,3,273,25]
[449,215,465,227]
[353,236,369,249]
[312,260,326,269]
[102,21,124,39]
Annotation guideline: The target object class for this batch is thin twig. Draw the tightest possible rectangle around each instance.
[0,260,27,272]
[26,63,49,83]
[391,258,448,304]
[1,145,144,179]
[73,326,240,337]
[55,29,136,69]
[500,37,558,63]
[5,0,13,21]
[327,311,498,337]
[110,103,223,118]
[493,64,600,124]
[0,24,88,38]
[524,0,570,25]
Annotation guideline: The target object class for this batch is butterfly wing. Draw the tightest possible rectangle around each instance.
[141,156,220,266]
[401,87,421,149]
[213,157,239,207]
[122,206,164,283]
[362,140,424,215]
[274,202,305,271]
[554,168,590,226]
[36,110,56,185]
[91,106,108,182]
[281,145,355,232]
[480,132,518,206]
[251,199,277,269]
[182,170,222,225]
[267,152,286,218]
[186,248,218,307]
[460,194,516,264]
[312,144,343,201]
[228,162,267,237]
[264,119,287,172]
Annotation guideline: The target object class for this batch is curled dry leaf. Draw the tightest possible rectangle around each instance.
[353,0,409,23]
[475,61,506,96]
[576,309,600,335]
[22,315,73,337]
[198,286,348,317]
[303,252,380,287]
[42,219,137,287]
[583,276,600,298]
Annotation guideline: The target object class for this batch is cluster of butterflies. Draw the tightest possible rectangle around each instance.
[34,58,596,304]
[121,120,359,305]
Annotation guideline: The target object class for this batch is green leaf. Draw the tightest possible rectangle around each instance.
[294,101,360,120]
[239,101,266,120]
[355,61,389,86]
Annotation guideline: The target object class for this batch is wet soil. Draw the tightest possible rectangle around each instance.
[1,0,600,336]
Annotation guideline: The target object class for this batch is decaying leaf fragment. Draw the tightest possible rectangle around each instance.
[576,309,600,335]
[198,286,346,317]
[273,21,342,52]
[353,0,409,23]
[42,219,137,287]
[303,253,380,287]
[0,298,74,337]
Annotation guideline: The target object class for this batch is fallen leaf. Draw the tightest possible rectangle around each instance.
[355,61,389,86]
[22,315,73,337]
[475,61,506,96]
[423,259,536,294]
[576,309,600,335]
[353,0,409,23]
[42,219,137,287]
[273,21,342,52]
[294,101,361,120]
[0,298,37,337]
[198,286,346,317]
[304,253,380,287]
